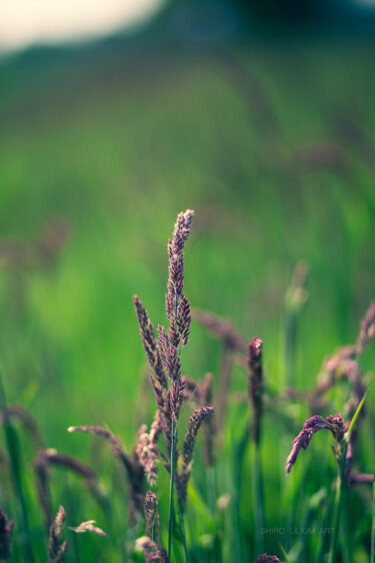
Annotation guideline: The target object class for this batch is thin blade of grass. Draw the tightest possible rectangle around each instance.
[347,389,369,437]
[278,540,292,563]
[0,368,34,563]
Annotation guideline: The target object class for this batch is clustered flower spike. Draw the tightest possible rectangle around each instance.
[134,211,216,518]
[162,210,194,421]
[181,373,216,467]
[48,505,68,563]
[285,414,345,475]
[254,555,283,563]
[135,536,170,563]
[178,407,214,511]
[135,418,160,486]
[248,336,264,446]
[69,520,107,537]
[133,211,194,453]
[165,210,194,338]
[133,296,168,393]
[0,508,14,562]
[182,407,215,466]
[144,491,159,540]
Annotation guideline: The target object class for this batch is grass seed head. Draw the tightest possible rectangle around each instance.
[248,336,264,446]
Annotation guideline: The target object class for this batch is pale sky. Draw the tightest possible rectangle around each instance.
[0,0,163,51]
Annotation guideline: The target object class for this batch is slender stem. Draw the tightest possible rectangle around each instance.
[168,417,176,559]
[328,396,368,563]
[152,516,156,543]
[252,443,264,555]
[316,500,330,563]
[231,419,248,563]
[178,497,188,563]
[329,471,343,563]
[328,442,348,563]
[371,480,375,563]
[206,465,216,516]
[341,500,351,563]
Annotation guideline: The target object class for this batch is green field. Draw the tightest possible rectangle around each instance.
[0,32,375,562]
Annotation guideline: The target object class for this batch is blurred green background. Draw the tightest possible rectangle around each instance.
[1,2,375,560]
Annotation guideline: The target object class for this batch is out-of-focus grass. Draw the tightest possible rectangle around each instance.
[0,36,375,560]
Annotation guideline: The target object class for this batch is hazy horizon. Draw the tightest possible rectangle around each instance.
[0,0,163,52]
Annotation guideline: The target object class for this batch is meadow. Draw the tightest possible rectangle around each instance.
[0,32,375,562]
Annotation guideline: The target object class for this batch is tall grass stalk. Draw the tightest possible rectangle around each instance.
[247,336,265,556]
[328,445,347,563]
[329,391,368,563]
[0,367,34,563]
[152,518,156,543]
[177,497,188,563]
[206,466,216,516]
[252,442,264,555]
[316,499,330,563]
[231,418,248,563]
[168,417,177,559]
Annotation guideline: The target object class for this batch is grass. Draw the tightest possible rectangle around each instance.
[0,32,374,561]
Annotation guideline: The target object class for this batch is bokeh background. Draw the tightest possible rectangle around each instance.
[1,1,375,560]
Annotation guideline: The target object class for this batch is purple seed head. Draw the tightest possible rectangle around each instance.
[248,336,264,446]
[254,555,283,563]
[182,407,215,466]
[133,296,168,392]
[135,424,160,487]
[325,412,346,443]
[178,406,214,511]
[166,210,194,347]
[285,415,336,475]
[144,491,158,539]
[135,536,170,563]
[48,505,68,563]
[177,295,192,346]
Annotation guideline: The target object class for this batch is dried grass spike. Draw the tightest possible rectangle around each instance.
[135,536,170,563]
[254,555,283,563]
[69,520,107,537]
[48,505,68,563]
[285,414,345,474]
[144,491,158,539]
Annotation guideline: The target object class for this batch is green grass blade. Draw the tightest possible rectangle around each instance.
[0,367,34,563]
[347,389,369,438]
[278,540,291,563]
